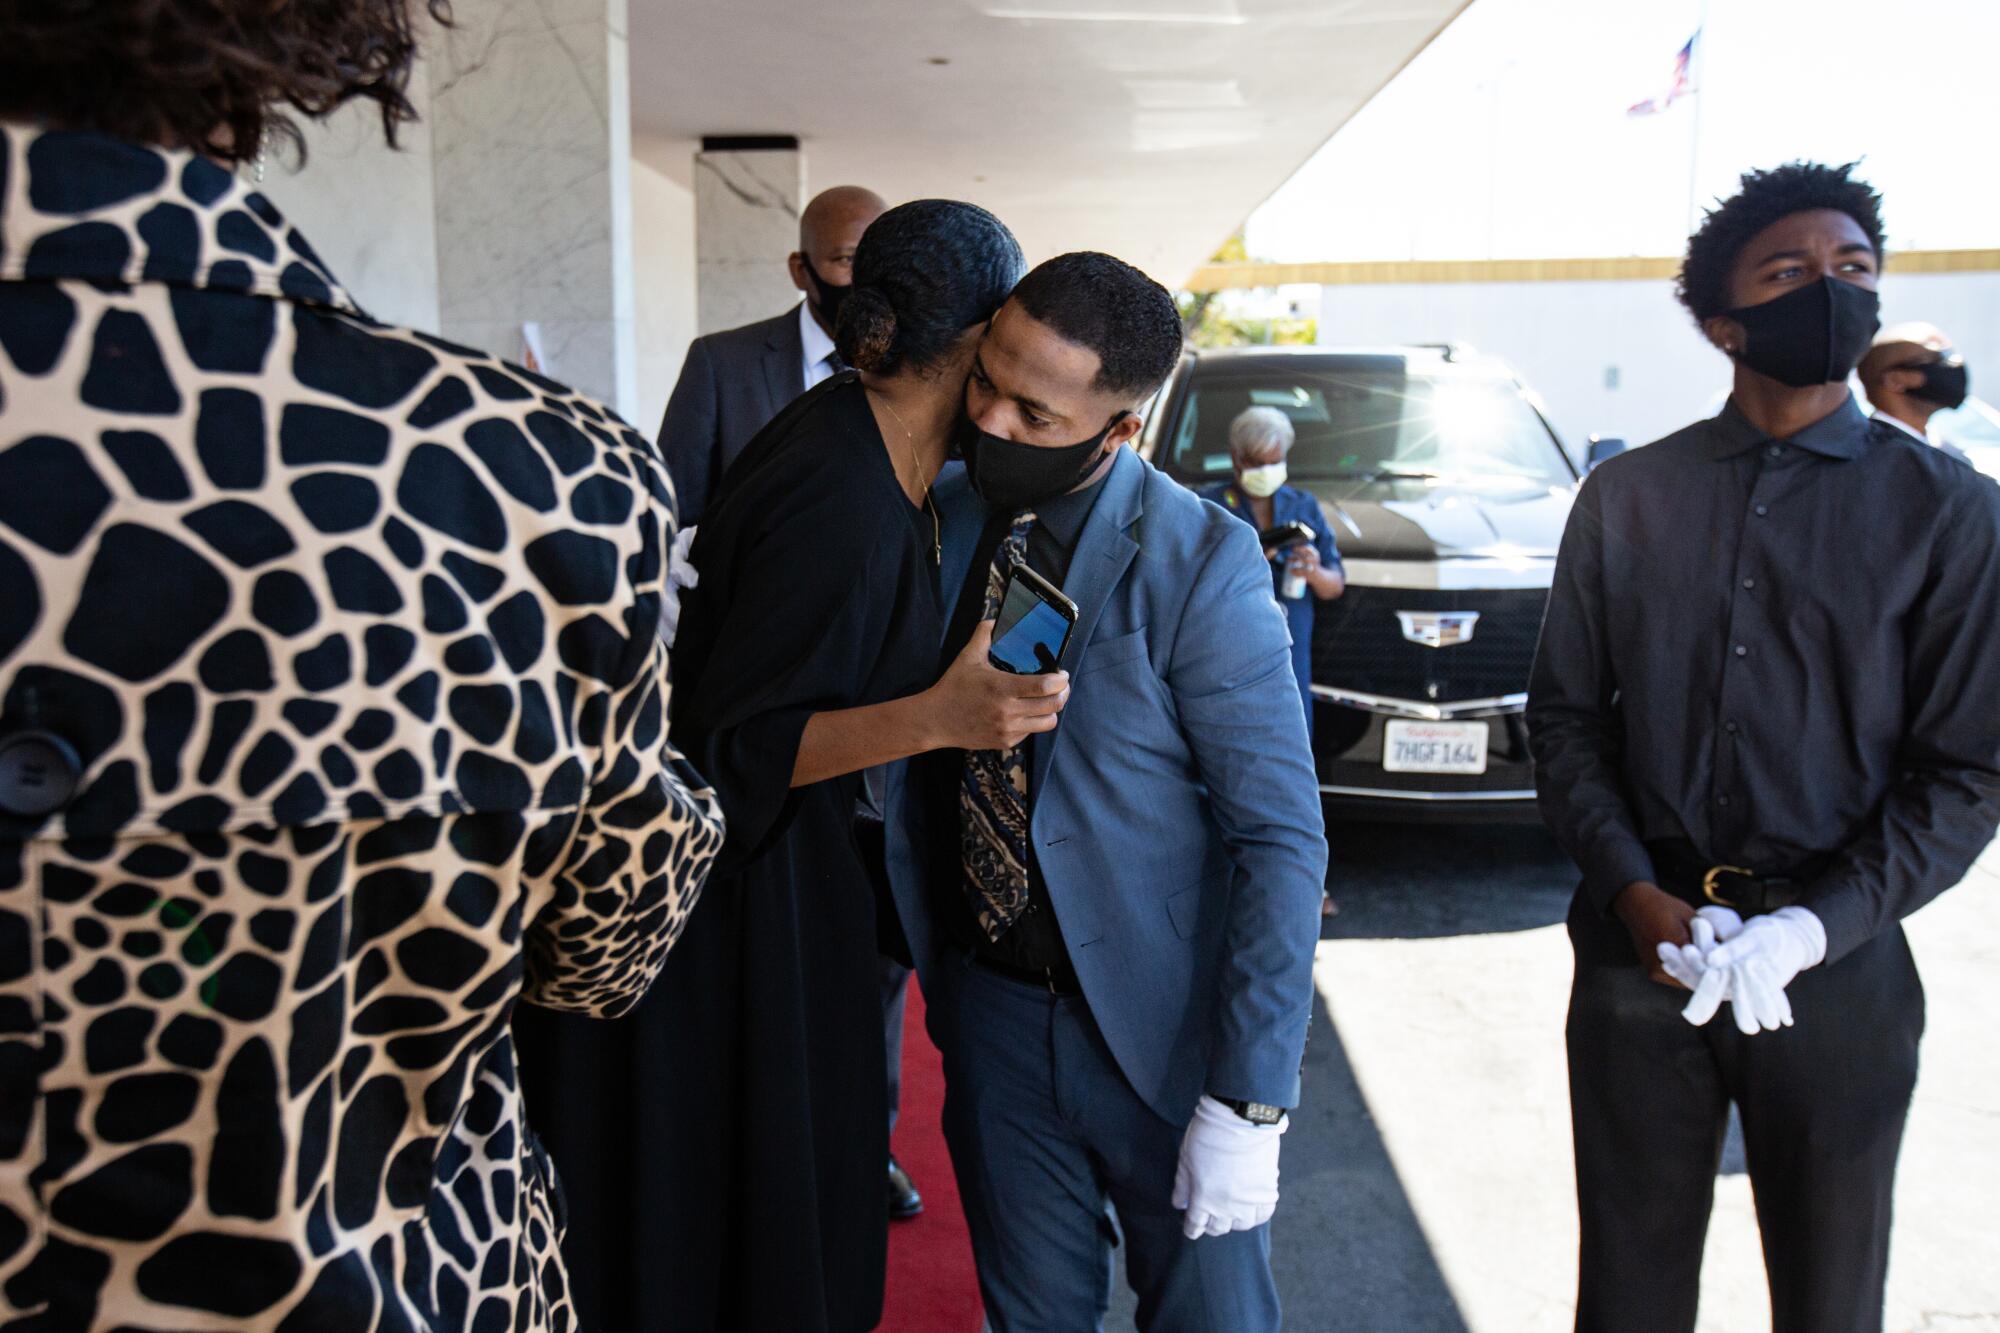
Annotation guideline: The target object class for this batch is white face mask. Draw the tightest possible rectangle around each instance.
[1238,462,1287,498]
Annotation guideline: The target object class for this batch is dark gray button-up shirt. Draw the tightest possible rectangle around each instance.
[1528,396,2000,962]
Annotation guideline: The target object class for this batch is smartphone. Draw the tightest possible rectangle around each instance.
[1257,520,1316,552]
[988,561,1079,675]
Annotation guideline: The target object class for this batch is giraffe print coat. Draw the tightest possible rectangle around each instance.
[0,125,724,1330]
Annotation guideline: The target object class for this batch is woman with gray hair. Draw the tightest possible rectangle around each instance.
[1203,409,1346,704]
[1203,407,1344,916]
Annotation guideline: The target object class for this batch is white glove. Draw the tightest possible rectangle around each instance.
[1682,907,1826,1034]
[660,524,699,648]
[1172,1095,1286,1240]
[1696,905,1747,946]
[1655,906,1746,992]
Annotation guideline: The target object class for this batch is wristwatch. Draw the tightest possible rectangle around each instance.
[1215,1096,1285,1126]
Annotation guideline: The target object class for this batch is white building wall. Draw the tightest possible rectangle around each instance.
[1319,272,2000,452]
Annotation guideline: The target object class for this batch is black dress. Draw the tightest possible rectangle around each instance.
[515,373,942,1332]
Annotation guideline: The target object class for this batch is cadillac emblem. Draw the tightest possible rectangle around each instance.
[1396,610,1480,648]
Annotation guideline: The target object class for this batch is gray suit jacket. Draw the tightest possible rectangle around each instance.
[657,306,805,524]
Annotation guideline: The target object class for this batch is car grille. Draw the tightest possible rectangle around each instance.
[1311,584,1548,704]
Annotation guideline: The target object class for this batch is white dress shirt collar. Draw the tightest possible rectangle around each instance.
[799,300,840,390]
[1871,408,1932,446]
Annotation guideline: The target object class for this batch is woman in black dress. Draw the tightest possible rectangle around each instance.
[517,201,1067,1331]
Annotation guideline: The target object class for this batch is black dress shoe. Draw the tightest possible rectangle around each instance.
[887,1156,923,1220]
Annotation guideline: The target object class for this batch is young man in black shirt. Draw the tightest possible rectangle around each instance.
[1529,162,2000,1333]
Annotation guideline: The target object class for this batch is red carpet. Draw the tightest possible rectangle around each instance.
[881,980,984,1332]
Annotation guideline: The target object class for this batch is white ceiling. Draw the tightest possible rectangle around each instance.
[630,0,1473,285]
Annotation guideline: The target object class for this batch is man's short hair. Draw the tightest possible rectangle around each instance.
[1676,161,1887,325]
[1009,252,1186,400]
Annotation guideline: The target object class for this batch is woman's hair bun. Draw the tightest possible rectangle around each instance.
[836,285,900,374]
[837,200,1025,378]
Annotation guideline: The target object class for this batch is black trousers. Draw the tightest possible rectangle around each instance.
[1566,892,1924,1333]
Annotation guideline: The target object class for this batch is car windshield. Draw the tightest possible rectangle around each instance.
[1167,363,1572,488]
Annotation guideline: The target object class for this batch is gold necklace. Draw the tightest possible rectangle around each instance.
[876,390,942,565]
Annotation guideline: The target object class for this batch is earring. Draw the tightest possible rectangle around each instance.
[249,125,270,185]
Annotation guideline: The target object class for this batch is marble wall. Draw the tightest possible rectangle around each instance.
[429,0,638,420]
[695,147,804,335]
[257,63,441,334]
[630,139,700,437]
[252,12,724,433]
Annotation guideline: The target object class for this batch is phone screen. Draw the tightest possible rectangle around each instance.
[990,573,1072,674]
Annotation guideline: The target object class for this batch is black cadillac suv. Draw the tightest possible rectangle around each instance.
[1140,344,1579,821]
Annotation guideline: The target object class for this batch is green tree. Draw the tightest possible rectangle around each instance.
[1175,232,1245,339]
[1175,233,1317,348]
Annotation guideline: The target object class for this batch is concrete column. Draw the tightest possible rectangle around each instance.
[428,0,638,420]
[694,138,804,336]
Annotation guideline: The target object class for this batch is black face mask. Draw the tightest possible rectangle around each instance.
[800,257,850,329]
[1909,357,1970,410]
[958,412,1127,511]
[1724,276,1881,388]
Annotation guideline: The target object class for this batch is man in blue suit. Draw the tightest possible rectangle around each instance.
[883,253,1327,1330]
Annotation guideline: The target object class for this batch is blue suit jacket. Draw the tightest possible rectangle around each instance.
[884,448,1328,1123]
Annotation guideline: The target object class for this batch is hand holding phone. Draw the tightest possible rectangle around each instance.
[923,622,1070,752]
[914,562,1077,753]
[988,562,1078,675]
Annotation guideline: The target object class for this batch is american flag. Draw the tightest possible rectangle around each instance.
[1627,30,1699,117]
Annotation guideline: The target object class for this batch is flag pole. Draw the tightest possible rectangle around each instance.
[1685,0,1710,233]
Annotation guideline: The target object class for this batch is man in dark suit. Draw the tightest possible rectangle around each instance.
[658,183,886,524]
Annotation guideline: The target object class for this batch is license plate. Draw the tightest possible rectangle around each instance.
[1382,720,1490,774]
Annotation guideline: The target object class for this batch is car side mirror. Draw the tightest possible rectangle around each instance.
[1585,436,1628,471]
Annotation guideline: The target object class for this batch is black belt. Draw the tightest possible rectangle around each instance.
[970,952,1083,997]
[1645,839,1827,917]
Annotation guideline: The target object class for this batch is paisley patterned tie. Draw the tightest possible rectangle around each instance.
[959,510,1039,940]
